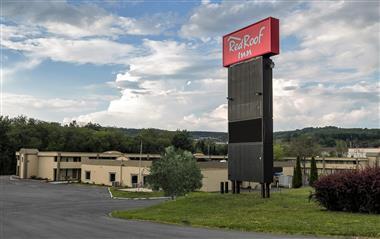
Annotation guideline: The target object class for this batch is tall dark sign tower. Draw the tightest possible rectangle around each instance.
[223,17,279,198]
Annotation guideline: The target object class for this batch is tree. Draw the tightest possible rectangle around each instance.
[335,140,348,157]
[309,157,318,186]
[291,135,320,185]
[171,130,193,151]
[274,143,284,161]
[292,156,303,188]
[0,116,15,175]
[291,135,320,159]
[147,146,202,198]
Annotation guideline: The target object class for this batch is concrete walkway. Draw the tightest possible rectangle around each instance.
[0,176,329,239]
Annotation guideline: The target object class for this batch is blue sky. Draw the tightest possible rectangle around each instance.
[1,0,379,131]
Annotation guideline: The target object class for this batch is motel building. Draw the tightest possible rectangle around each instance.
[15,148,380,190]
[15,149,231,192]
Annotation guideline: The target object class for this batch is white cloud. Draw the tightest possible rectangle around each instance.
[273,79,380,130]
[2,37,134,65]
[2,1,176,39]
[179,0,380,130]
[66,76,228,130]
[3,93,101,118]
[2,57,43,82]
[182,104,227,131]
[180,1,298,39]
[2,1,379,131]
[64,38,229,130]
[277,1,380,83]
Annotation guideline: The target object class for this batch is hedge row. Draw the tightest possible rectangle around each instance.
[313,167,380,214]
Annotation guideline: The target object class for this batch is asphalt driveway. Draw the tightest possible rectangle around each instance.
[0,176,326,239]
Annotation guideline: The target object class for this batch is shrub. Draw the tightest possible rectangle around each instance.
[313,167,380,214]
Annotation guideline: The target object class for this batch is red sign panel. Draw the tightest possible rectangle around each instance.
[223,17,279,67]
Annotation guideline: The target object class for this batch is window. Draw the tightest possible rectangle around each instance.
[109,173,116,182]
[131,175,138,186]
[85,171,91,180]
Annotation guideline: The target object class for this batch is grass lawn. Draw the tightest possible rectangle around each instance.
[109,187,165,198]
[112,188,380,238]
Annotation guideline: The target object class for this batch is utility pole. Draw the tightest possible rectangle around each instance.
[138,140,142,188]
[120,157,123,187]
[303,156,307,186]
[208,139,210,160]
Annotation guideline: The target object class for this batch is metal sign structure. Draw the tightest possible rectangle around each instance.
[223,17,279,67]
[223,17,279,198]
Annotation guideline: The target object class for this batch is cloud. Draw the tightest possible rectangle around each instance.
[2,0,176,38]
[63,38,229,130]
[1,1,179,67]
[2,57,43,82]
[273,79,380,130]
[125,39,222,81]
[2,36,135,65]
[182,104,227,131]
[179,0,380,130]
[180,1,298,40]
[2,1,379,131]
[65,77,228,130]
[3,93,102,119]
[277,1,380,82]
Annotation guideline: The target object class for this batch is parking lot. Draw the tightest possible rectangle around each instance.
[1,176,328,239]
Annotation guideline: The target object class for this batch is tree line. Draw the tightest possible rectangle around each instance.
[0,116,227,175]
[1,116,379,175]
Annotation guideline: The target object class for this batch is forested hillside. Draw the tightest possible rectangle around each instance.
[274,127,380,148]
[1,116,379,175]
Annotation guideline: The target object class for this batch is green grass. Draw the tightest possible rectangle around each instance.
[112,188,380,238]
[110,188,165,198]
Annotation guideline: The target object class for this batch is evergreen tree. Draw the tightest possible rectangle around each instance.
[292,156,303,188]
[309,156,318,186]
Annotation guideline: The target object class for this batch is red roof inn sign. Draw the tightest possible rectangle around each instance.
[223,17,279,67]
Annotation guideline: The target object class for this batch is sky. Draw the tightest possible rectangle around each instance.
[1,0,379,132]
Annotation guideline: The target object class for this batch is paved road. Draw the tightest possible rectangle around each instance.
[1,176,326,239]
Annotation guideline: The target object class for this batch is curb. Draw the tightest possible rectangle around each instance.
[9,175,20,181]
[108,187,170,200]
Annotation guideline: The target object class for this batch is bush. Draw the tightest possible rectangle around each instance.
[313,167,380,214]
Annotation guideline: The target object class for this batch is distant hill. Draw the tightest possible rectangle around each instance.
[108,127,229,142]
[110,126,380,147]
[274,126,380,147]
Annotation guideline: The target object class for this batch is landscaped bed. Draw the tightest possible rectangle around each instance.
[112,187,380,238]
[109,187,165,198]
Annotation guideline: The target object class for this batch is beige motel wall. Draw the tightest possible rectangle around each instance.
[81,159,231,192]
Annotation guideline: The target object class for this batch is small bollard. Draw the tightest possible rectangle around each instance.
[220,182,224,194]
[225,181,229,194]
